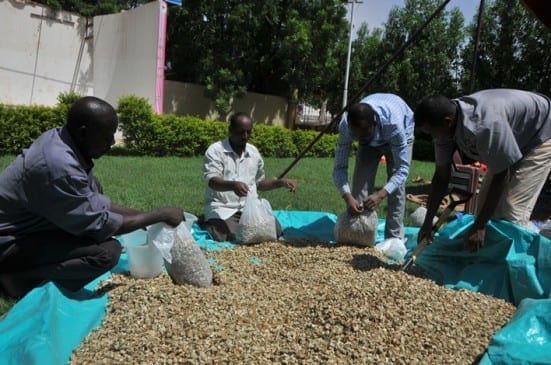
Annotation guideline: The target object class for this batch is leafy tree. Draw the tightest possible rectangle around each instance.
[33,0,148,16]
[365,0,465,106]
[324,23,384,114]
[461,0,551,94]
[166,0,348,116]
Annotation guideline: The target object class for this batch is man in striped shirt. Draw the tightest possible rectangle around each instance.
[333,93,415,241]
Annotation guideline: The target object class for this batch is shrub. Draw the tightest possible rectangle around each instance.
[0,93,348,159]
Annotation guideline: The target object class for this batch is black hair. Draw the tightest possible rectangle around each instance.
[229,112,252,129]
[347,103,375,127]
[414,95,455,127]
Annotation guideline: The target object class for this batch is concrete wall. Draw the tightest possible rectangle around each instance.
[0,0,93,105]
[93,1,165,111]
[164,80,288,126]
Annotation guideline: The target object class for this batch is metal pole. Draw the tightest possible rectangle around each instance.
[278,0,453,179]
[342,1,355,108]
[469,0,485,93]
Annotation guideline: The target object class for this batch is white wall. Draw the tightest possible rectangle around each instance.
[93,1,165,112]
[0,0,93,105]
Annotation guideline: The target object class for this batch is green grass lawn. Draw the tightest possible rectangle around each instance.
[0,155,435,314]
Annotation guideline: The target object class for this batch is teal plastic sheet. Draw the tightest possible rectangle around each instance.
[414,214,551,305]
[0,276,108,365]
[480,298,551,365]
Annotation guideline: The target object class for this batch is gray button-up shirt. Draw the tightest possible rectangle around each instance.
[434,89,551,172]
[0,127,123,245]
[203,138,265,221]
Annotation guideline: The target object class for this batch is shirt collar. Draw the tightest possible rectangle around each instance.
[59,126,94,173]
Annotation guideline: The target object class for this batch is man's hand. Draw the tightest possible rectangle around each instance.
[363,190,387,211]
[158,207,184,227]
[344,194,363,215]
[279,178,297,192]
[465,225,486,252]
[232,181,250,197]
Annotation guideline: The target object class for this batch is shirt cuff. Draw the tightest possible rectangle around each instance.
[383,182,397,195]
[92,211,123,242]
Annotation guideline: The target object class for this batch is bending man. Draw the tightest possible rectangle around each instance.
[333,93,415,241]
[415,89,551,252]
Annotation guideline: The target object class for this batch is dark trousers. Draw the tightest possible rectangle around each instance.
[202,212,283,242]
[0,230,121,299]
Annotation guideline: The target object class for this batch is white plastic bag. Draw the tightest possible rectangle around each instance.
[236,193,277,244]
[375,237,408,261]
[147,223,176,263]
[540,220,551,239]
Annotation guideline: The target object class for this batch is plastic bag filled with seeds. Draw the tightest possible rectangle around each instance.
[236,193,277,245]
[164,222,213,288]
[334,209,378,247]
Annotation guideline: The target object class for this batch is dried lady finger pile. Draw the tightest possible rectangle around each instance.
[71,241,515,364]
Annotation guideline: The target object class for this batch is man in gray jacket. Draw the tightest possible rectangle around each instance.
[415,89,551,252]
[0,96,183,299]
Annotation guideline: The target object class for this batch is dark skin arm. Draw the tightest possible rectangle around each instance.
[111,204,183,235]
[464,169,507,252]
[258,178,297,192]
[208,176,297,197]
[417,164,452,244]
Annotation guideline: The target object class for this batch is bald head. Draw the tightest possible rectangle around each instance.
[67,96,118,160]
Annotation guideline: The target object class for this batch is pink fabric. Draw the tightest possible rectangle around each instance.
[154,0,167,114]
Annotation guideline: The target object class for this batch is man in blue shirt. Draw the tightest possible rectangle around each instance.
[333,93,415,241]
[0,96,183,299]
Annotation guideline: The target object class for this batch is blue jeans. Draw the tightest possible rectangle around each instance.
[351,138,414,240]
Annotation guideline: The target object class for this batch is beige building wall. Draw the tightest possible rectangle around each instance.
[164,81,288,127]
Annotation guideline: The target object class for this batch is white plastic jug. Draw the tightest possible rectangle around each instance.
[119,230,163,279]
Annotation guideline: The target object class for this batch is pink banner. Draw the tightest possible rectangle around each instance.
[154,0,168,114]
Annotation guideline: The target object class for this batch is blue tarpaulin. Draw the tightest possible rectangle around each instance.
[1,211,550,364]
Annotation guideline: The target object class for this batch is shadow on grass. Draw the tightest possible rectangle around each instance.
[405,183,431,196]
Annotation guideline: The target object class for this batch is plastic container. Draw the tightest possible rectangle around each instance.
[119,230,163,279]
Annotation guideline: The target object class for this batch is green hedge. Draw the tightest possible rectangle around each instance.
[0,94,435,161]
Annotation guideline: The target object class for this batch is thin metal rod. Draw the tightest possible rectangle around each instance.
[469,0,485,93]
[343,1,355,108]
[278,0,453,179]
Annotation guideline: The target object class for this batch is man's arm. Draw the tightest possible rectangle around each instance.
[208,177,249,197]
[111,204,184,235]
[257,178,296,192]
[418,163,451,243]
[464,169,507,252]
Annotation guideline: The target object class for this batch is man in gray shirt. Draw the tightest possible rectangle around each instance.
[415,89,551,252]
[0,96,183,299]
